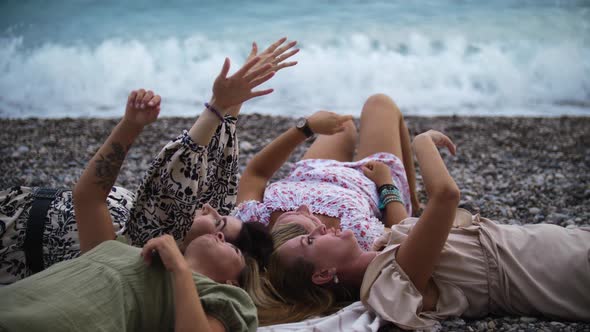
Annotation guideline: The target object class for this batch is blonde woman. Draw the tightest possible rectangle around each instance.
[259,128,590,329]
[235,94,420,251]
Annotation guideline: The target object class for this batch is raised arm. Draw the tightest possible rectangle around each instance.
[191,38,298,144]
[196,38,300,215]
[73,90,161,253]
[127,46,296,246]
[237,111,353,203]
[395,130,460,294]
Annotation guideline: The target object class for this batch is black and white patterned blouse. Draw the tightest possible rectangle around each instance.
[0,117,239,285]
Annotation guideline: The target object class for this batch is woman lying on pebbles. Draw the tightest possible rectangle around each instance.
[0,37,297,285]
[0,46,293,331]
[233,93,420,251]
[255,116,590,328]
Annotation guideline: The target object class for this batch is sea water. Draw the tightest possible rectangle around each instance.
[0,0,589,118]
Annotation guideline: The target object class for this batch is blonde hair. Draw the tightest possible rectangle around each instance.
[249,223,358,326]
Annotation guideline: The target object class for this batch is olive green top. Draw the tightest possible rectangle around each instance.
[0,240,257,332]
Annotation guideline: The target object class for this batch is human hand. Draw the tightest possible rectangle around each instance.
[246,37,299,77]
[211,56,275,111]
[224,38,299,117]
[141,235,189,274]
[123,89,161,128]
[371,228,392,251]
[362,161,393,187]
[307,111,354,135]
[419,130,456,155]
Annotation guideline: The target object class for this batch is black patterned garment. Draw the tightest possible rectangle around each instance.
[0,117,239,285]
[125,116,240,246]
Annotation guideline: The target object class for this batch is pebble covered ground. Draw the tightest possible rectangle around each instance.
[1,114,589,331]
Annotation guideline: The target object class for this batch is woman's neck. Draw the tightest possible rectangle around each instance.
[338,251,379,287]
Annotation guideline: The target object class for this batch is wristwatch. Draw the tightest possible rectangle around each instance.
[295,117,314,138]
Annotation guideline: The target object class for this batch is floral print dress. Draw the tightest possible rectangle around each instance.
[0,116,239,285]
[233,152,412,251]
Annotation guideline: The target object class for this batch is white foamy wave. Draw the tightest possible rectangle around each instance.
[1,34,589,118]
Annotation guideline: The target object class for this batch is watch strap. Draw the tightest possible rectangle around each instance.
[296,118,314,138]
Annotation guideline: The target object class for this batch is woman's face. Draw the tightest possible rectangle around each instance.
[185,232,245,284]
[276,223,361,272]
[272,205,322,232]
[183,203,243,249]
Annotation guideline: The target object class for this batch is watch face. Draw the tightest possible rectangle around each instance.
[296,118,306,128]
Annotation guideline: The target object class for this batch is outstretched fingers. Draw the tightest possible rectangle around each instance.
[247,42,258,60]
[217,57,231,80]
[234,56,261,77]
[249,71,275,88]
[244,62,273,81]
[261,37,287,56]
[274,48,300,65]
[271,40,298,60]
[276,61,298,71]
[250,88,274,98]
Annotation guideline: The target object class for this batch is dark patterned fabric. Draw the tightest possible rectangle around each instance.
[0,117,239,285]
[0,186,133,285]
[125,116,239,247]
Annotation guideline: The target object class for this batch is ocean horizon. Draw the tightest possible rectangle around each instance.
[1,0,589,118]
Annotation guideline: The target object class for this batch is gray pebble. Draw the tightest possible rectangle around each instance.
[528,207,541,214]
[3,115,590,332]
[17,145,29,153]
[239,141,254,151]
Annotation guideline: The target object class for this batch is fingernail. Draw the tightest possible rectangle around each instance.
[135,103,139,108]
[148,101,154,106]
[141,104,145,109]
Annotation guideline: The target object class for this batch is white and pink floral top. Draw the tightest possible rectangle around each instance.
[233,152,412,251]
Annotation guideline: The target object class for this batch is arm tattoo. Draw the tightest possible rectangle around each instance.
[94,142,129,191]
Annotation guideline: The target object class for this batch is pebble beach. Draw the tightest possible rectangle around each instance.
[1,114,589,331]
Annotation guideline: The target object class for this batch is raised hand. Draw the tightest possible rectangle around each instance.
[222,37,299,117]
[246,37,299,77]
[141,235,189,274]
[211,56,275,111]
[307,110,354,135]
[421,130,457,155]
[123,89,161,128]
[362,161,393,187]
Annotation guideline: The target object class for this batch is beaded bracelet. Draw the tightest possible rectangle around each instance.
[378,184,403,210]
[381,194,402,207]
[378,183,398,194]
[204,102,225,123]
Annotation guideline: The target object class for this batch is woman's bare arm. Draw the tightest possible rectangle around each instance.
[362,160,408,227]
[141,235,225,332]
[73,90,161,253]
[395,130,460,293]
[237,111,353,203]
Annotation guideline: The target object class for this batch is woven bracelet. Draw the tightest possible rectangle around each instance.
[204,102,225,123]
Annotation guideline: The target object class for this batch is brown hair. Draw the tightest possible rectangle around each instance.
[234,221,273,270]
[250,223,358,326]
